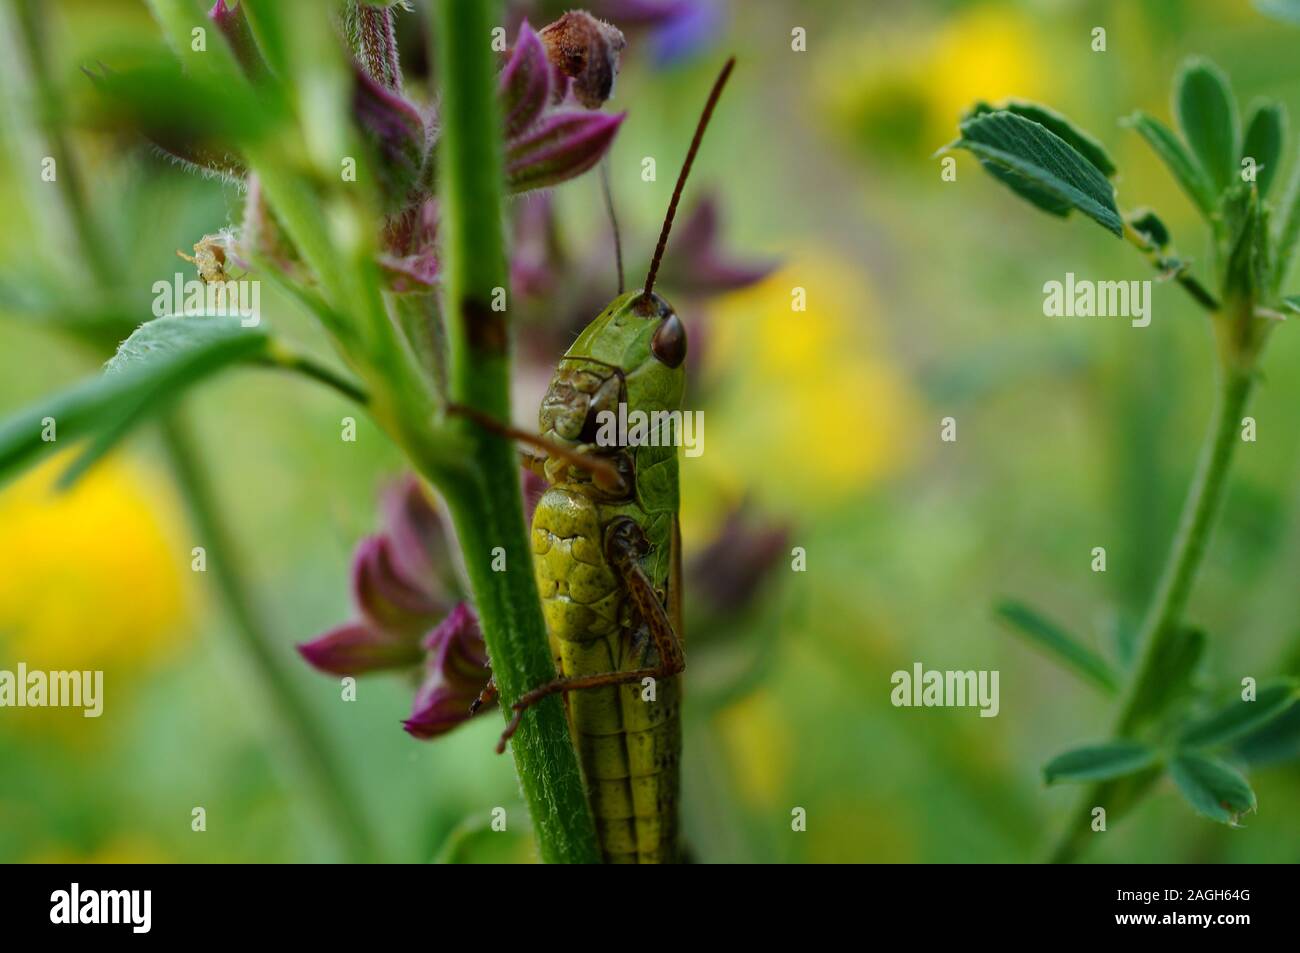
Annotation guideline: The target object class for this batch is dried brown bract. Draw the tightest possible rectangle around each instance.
[539,11,627,109]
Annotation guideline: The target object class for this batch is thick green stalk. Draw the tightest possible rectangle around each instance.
[428,0,599,863]
[1048,367,1254,863]
[159,414,379,862]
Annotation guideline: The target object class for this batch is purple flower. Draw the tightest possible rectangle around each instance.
[352,66,427,213]
[501,21,626,190]
[298,477,459,675]
[300,473,552,739]
[506,110,625,193]
[655,196,777,296]
[687,505,789,616]
[403,605,493,739]
[599,0,721,65]
[375,20,625,292]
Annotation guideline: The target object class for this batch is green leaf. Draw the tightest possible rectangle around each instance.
[968,100,1116,176]
[1234,702,1300,765]
[1179,679,1300,748]
[947,111,1123,235]
[1169,752,1257,825]
[1128,209,1171,249]
[1242,101,1286,198]
[1124,626,1207,729]
[1043,741,1160,784]
[994,600,1119,693]
[1123,111,1217,214]
[1282,294,1300,313]
[1175,57,1240,194]
[0,316,270,487]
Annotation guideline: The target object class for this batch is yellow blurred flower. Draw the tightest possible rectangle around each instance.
[715,689,790,811]
[29,837,170,864]
[689,252,920,516]
[820,4,1053,153]
[0,452,193,673]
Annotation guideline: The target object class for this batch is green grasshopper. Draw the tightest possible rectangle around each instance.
[469,59,734,864]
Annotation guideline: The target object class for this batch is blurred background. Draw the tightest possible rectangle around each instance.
[2,0,1300,863]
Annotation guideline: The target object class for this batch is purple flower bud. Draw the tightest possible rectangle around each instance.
[209,1,268,80]
[506,110,625,194]
[380,475,455,596]
[297,620,424,676]
[500,22,552,138]
[353,535,446,636]
[655,196,777,295]
[687,507,789,615]
[353,66,428,213]
[598,0,697,28]
[538,12,627,109]
[599,1,720,65]
[342,0,403,91]
[403,603,494,739]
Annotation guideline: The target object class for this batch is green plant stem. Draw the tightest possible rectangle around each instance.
[428,0,599,863]
[1048,366,1255,863]
[159,412,379,862]
[1122,221,1220,313]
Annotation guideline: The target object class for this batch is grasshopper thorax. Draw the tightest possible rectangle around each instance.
[537,291,686,485]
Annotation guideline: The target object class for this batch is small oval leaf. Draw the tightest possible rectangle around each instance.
[1175,57,1240,194]
[1179,679,1300,749]
[1169,752,1257,826]
[1242,100,1286,198]
[1043,741,1159,785]
[1123,111,1217,215]
[948,111,1123,235]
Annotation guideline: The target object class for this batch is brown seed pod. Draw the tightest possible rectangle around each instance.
[538,11,626,109]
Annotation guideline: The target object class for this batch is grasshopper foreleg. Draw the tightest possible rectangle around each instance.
[469,675,498,715]
[496,517,685,754]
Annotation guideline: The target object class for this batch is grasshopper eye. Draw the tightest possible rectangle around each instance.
[651,313,686,368]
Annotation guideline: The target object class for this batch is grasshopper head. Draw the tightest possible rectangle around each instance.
[539,291,686,449]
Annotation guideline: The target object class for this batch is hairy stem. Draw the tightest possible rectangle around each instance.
[1048,366,1254,863]
[427,0,599,863]
[1122,221,1220,313]
[159,413,380,862]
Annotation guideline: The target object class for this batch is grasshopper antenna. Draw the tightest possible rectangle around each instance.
[643,56,736,298]
[600,158,625,295]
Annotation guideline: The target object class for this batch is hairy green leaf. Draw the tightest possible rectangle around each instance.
[967,100,1116,176]
[1242,101,1286,198]
[1123,111,1217,215]
[994,600,1119,693]
[1128,209,1171,249]
[0,316,269,486]
[1169,752,1257,825]
[947,111,1123,235]
[1043,741,1160,784]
